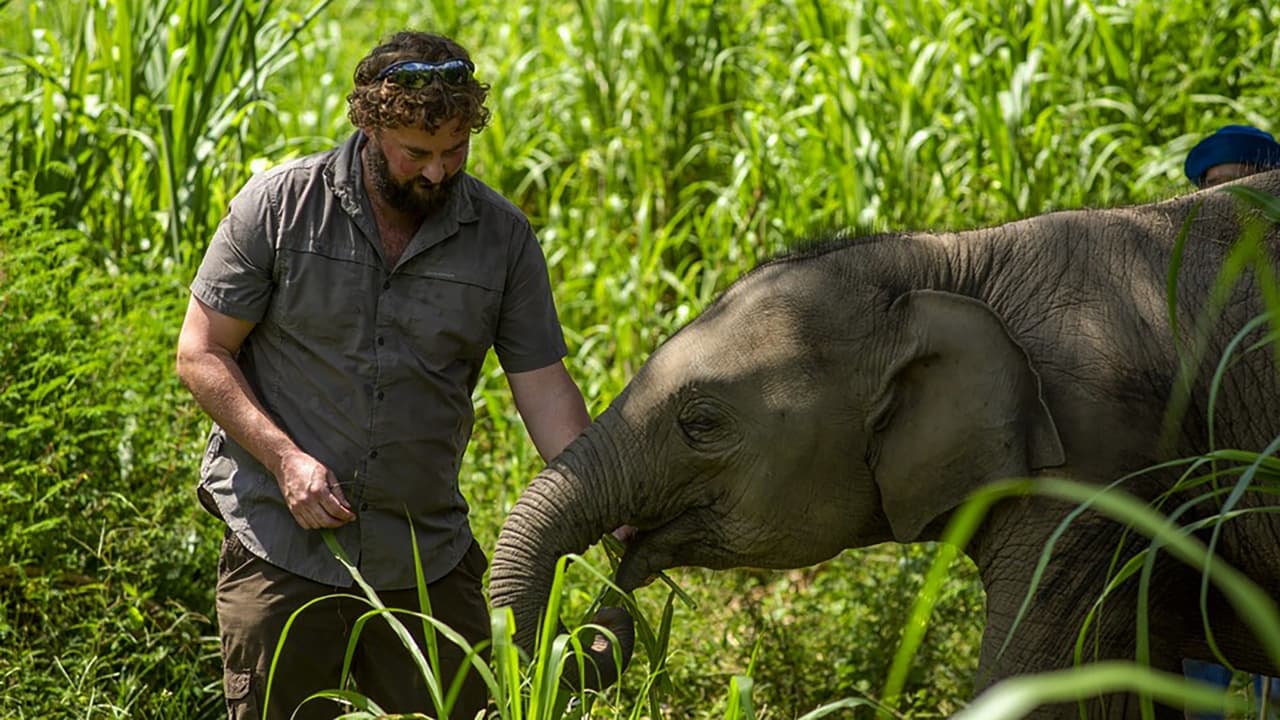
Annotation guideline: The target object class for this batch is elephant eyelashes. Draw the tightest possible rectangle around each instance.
[676,397,737,451]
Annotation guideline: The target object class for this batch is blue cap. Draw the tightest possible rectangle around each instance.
[1184,124,1280,185]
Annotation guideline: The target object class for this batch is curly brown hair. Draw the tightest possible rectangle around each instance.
[346,32,491,134]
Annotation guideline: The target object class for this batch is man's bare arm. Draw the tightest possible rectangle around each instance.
[175,295,354,529]
[506,360,592,462]
[509,360,641,548]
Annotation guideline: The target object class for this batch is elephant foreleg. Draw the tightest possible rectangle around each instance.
[971,509,1191,719]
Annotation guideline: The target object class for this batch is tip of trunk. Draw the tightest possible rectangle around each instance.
[559,606,636,691]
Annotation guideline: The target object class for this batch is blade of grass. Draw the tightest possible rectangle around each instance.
[951,662,1249,720]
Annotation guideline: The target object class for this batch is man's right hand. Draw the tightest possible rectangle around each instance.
[177,296,356,531]
[275,451,356,529]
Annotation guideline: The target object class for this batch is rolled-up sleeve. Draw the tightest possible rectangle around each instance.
[493,220,568,373]
[190,176,278,322]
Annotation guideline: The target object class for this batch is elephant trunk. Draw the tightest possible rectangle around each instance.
[489,418,637,689]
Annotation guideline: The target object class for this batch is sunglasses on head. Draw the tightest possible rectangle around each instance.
[373,58,475,88]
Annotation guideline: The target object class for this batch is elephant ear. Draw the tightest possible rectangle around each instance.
[867,290,1065,542]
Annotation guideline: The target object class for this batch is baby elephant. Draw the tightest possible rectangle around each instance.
[492,170,1280,718]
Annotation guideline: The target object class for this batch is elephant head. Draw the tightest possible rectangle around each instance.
[489,239,1068,681]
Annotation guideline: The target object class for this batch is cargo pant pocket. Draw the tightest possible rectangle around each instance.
[224,668,258,720]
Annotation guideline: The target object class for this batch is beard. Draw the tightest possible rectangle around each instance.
[365,141,461,217]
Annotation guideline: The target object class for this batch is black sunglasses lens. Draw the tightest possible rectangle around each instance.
[388,70,427,88]
[439,66,469,83]
[380,60,473,88]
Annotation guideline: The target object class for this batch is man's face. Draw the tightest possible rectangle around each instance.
[1201,162,1258,188]
[364,120,471,215]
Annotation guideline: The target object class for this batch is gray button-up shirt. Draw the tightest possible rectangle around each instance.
[191,132,567,589]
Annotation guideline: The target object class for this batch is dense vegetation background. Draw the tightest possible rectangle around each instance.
[2,0,1278,717]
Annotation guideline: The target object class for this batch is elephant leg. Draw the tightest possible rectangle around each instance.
[973,512,1192,718]
[977,589,1188,720]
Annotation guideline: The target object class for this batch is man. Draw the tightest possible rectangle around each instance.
[1184,123,1280,188]
[176,31,591,719]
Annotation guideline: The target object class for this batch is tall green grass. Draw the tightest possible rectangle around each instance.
[0,185,218,717]
[3,0,1280,717]
[1,0,336,269]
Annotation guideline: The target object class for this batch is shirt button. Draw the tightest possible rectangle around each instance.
[382,280,391,290]
[360,502,370,511]
[377,336,385,346]
[369,450,378,459]
[376,391,384,401]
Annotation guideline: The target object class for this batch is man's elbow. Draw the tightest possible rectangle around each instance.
[174,335,214,393]
[174,342,197,391]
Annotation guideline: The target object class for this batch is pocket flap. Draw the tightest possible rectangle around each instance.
[224,668,252,700]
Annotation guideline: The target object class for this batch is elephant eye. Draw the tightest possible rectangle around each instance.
[676,397,737,451]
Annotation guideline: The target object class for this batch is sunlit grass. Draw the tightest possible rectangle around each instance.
[263,532,666,720]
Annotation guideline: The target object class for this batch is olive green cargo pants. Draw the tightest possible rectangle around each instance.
[215,531,491,720]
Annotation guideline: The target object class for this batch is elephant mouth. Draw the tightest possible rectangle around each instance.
[615,505,731,590]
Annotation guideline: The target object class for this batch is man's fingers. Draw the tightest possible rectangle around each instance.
[321,490,355,522]
[281,464,356,529]
[326,482,354,512]
[300,505,346,529]
[289,492,353,529]
[319,470,354,522]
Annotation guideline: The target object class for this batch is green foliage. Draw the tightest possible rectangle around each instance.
[0,183,220,716]
[1,0,337,270]
[952,662,1259,720]
[669,547,983,718]
[281,532,651,720]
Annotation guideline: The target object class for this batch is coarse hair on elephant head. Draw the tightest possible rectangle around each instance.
[489,169,1280,717]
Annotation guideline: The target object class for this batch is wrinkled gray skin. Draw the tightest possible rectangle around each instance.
[491,170,1280,717]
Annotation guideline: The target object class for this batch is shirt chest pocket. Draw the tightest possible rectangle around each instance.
[271,249,369,345]
[393,271,501,365]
